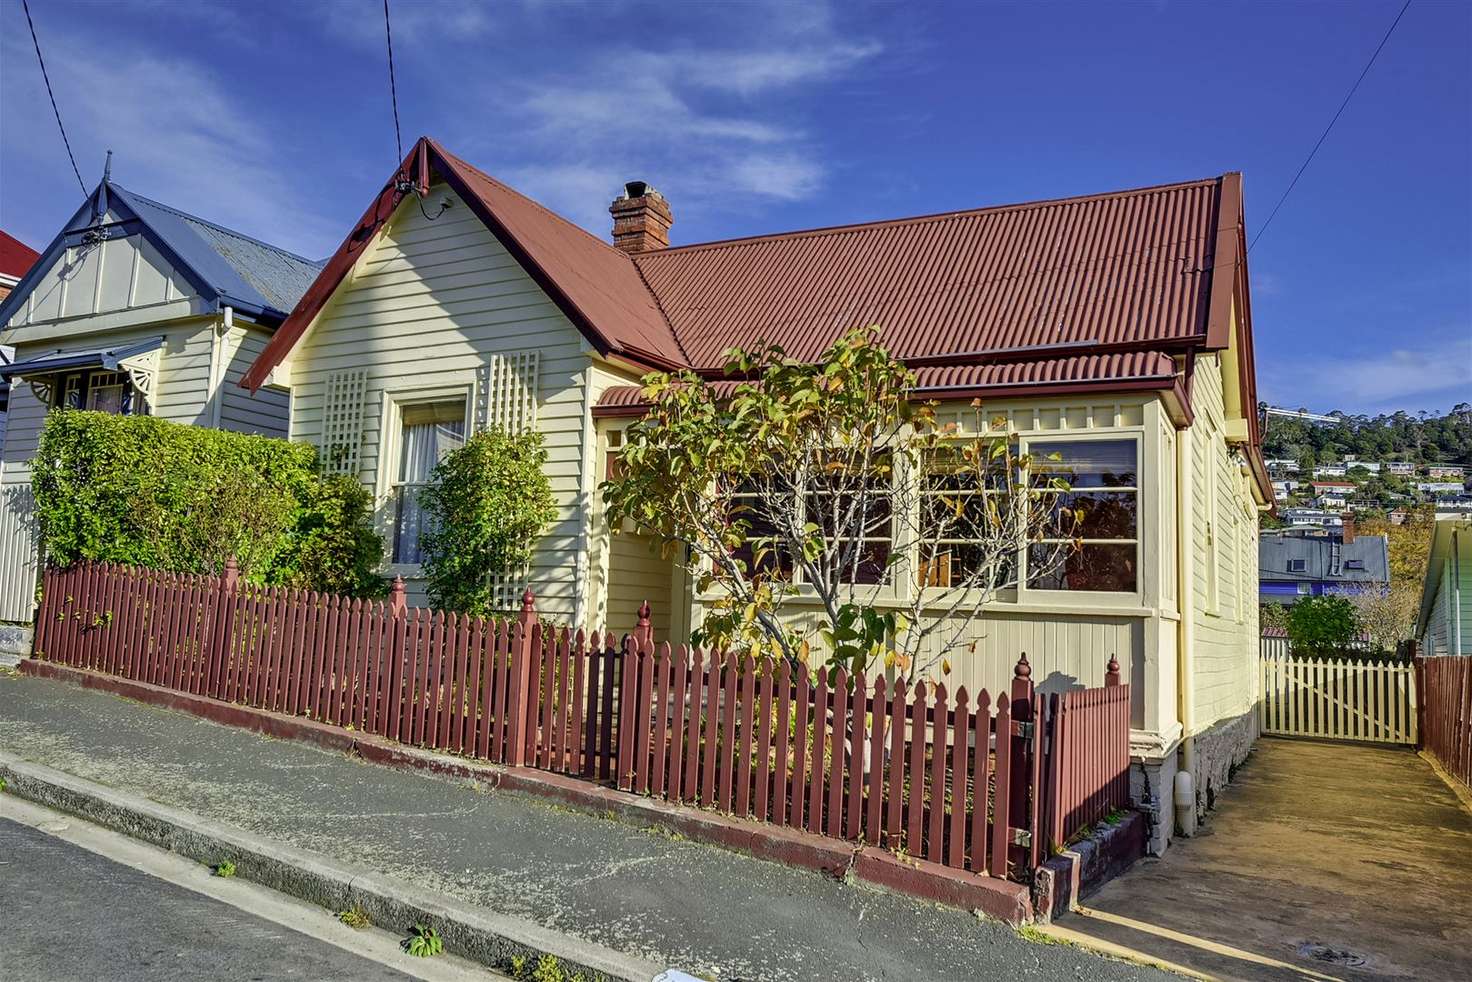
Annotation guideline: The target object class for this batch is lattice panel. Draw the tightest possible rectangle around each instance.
[320,370,368,476]
[475,352,540,434]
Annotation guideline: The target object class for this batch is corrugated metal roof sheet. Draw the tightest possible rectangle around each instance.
[1259,534,1390,585]
[594,350,1178,415]
[116,188,324,318]
[633,177,1226,367]
[433,144,685,365]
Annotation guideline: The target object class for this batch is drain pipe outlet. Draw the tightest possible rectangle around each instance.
[1174,768,1197,837]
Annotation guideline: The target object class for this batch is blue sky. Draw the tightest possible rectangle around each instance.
[2,0,1467,415]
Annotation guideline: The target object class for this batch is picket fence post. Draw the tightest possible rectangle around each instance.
[1008,652,1035,874]
[204,557,240,699]
[388,575,406,617]
[507,588,537,767]
[1106,654,1122,687]
[633,600,653,652]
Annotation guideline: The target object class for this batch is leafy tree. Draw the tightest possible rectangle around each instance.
[601,326,1078,680]
[418,428,556,618]
[1285,595,1359,658]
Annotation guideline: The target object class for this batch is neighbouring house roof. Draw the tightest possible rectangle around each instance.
[241,136,1264,494]
[0,230,40,284]
[1259,534,1390,585]
[0,335,165,381]
[0,180,323,330]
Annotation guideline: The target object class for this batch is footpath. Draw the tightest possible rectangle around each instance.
[0,671,1175,982]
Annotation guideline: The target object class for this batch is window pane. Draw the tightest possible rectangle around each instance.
[1031,439,1137,488]
[837,541,890,585]
[1053,490,1137,540]
[919,543,1013,589]
[86,384,125,414]
[394,401,467,563]
[1028,543,1136,592]
[393,485,425,564]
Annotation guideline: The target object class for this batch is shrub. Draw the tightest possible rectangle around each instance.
[418,428,556,617]
[1285,594,1359,658]
[271,473,387,598]
[32,411,384,596]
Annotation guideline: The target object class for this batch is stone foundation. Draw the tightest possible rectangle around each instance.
[0,624,33,668]
[1129,707,1259,855]
[1185,707,1260,824]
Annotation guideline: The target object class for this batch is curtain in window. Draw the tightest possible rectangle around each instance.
[393,409,466,564]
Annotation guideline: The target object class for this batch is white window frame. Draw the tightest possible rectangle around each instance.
[1017,431,1144,606]
[376,383,474,577]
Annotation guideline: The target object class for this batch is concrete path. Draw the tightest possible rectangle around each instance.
[0,671,1175,982]
[1055,739,1472,981]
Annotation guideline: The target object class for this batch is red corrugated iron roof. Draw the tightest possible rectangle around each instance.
[0,230,40,281]
[594,350,1180,416]
[633,177,1231,367]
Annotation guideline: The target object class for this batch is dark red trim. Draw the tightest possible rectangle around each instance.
[242,143,431,391]
[1204,173,1242,352]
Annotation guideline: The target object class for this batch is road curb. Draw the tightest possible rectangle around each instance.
[0,752,666,982]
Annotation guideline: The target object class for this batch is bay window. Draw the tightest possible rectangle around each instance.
[57,369,145,415]
[1024,438,1139,593]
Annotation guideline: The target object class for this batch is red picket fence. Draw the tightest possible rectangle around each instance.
[611,643,1043,878]
[32,560,626,774]
[1039,658,1133,849]
[1418,656,1472,791]
[32,559,1134,882]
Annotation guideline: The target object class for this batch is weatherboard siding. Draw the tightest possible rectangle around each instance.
[218,324,290,438]
[1188,352,1259,730]
[285,184,595,622]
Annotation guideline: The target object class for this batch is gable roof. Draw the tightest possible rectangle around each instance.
[242,138,682,390]
[0,231,40,283]
[632,176,1234,367]
[0,180,323,330]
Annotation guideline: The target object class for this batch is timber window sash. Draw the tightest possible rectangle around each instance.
[53,368,147,416]
[389,399,468,565]
[914,441,1020,591]
[1020,435,1140,595]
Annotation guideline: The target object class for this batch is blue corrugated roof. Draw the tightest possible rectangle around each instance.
[110,185,323,320]
[1259,533,1390,584]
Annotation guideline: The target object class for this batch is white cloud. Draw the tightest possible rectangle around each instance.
[316,0,496,48]
[1,30,339,258]
[1262,330,1472,413]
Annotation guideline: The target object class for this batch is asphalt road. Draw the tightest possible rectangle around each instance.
[0,818,422,982]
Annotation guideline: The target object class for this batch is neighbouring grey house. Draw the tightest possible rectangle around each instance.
[1259,525,1390,603]
[0,172,321,629]
[1417,518,1471,656]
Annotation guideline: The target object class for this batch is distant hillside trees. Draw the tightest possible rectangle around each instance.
[1261,404,1472,471]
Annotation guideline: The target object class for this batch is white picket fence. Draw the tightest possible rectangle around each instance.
[1260,646,1417,745]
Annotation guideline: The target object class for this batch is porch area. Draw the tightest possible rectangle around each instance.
[1053,738,1472,981]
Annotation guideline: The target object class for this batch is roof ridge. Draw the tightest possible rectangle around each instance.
[111,184,324,268]
[635,175,1227,260]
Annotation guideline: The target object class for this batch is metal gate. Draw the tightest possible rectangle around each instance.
[1260,646,1417,745]
[0,481,39,622]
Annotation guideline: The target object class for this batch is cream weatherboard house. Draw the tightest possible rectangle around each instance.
[0,174,320,638]
[243,137,1272,851]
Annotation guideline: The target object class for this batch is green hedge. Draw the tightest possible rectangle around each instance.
[32,411,385,596]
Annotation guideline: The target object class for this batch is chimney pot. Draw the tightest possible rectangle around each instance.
[610,181,673,254]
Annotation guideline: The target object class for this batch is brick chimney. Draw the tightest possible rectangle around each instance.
[609,181,672,253]
[1341,512,1355,545]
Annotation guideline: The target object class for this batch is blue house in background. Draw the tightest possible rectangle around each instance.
[1259,528,1390,603]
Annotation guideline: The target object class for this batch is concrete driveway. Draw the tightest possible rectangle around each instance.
[1053,739,1472,981]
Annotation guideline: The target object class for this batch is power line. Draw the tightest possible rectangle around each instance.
[22,0,86,196]
[1250,0,1413,253]
[385,0,403,164]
